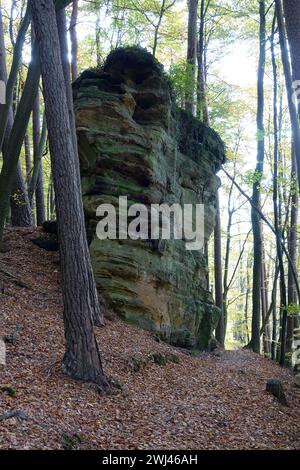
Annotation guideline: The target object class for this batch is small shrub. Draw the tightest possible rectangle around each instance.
[152,352,167,366]
[154,332,161,343]
[127,356,144,373]
[167,353,180,364]
[4,324,22,344]
[1,386,16,397]
[61,433,82,450]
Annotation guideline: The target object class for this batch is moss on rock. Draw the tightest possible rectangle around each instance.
[74,47,225,350]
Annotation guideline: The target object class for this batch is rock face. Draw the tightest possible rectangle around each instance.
[73,47,225,349]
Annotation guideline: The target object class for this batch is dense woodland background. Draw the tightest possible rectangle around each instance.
[1,0,300,451]
[1,0,300,385]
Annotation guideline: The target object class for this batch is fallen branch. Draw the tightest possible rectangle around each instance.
[0,409,31,422]
[0,409,48,428]
[0,266,31,289]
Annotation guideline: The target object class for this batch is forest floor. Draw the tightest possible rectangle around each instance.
[0,228,300,450]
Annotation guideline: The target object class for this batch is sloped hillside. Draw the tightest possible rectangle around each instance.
[0,228,299,450]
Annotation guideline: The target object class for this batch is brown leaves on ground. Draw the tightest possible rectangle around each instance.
[0,228,299,450]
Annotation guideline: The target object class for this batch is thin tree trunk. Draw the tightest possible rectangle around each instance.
[10,164,33,227]
[223,166,300,307]
[197,0,206,119]
[32,90,46,225]
[95,16,102,67]
[70,0,78,80]
[0,1,31,152]
[261,248,271,356]
[185,0,198,115]
[250,0,266,354]
[24,133,32,181]
[214,192,224,347]
[244,251,252,344]
[271,16,288,363]
[0,40,40,243]
[31,0,108,387]
[0,3,33,230]
[286,148,298,355]
[152,0,168,57]
[272,266,278,361]
[222,167,235,336]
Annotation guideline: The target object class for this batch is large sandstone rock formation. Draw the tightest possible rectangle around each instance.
[73,47,225,349]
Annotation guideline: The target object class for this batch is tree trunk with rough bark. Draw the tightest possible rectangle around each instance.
[70,0,78,80]
[282,0,300,356]
[276,0,300,191]
[185,0,198,115]
[214,192,225,347]
[32,90,46,225]
[0,2,33,230]
[31,0,108,388]
[250,0,266,354]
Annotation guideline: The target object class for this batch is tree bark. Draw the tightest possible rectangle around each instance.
[56,6,104,328]
[214,192,225,347]
[24,133,32,181]
[185,0,198,115]
[276,0,300,191]
[282,0,300,84]
[10,164,33,227]
[271,16,288,365]
[287,151,297,355]
[31,0,108,388]
[0,0,31,152]
[282,1,300,357]
[0,2,33,230]
[0,40,39,242]
[197,0,206,120]
[70,0,78,80]
[250,0,266,354]
[32,90,46,225]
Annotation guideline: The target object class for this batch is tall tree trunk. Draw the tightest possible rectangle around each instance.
[31,0,108,388]
[214,192,224,347]
[250,0,266,354]
[261,248,270,356]
[222,207,233,337]
[276,0,300,362]
[0,0,31,152]
[185,0,198,115]
[287,150,298,355]
[152,0,166,57]
[24,133,32,181]
[10,164,33,227]
[0,0,73,241]
[32,90,46,225]
[0,2,33,230]
[197,0,207,120]
[56,6,104,328]
[95,15,102,68]
[271,15,288,365]
[282,0,300,84]
[0,40,40,243]
[70,0,78,80]
[271,264,279,361]
[282,1,300,357]
[276,0,300,191]
[244,251,252,344]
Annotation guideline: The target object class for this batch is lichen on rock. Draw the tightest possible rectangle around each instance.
[73,46,226,349]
